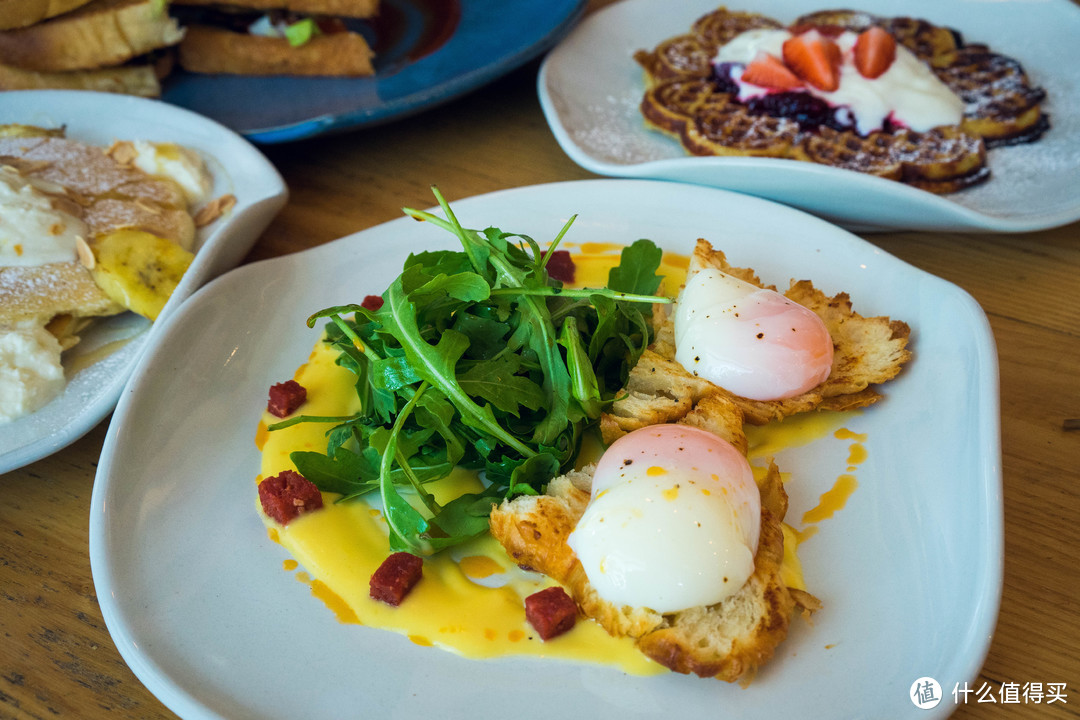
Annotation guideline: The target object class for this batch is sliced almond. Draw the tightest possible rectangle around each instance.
[193,193,236,227]
[106,140,138,167]
[75,235,95,270]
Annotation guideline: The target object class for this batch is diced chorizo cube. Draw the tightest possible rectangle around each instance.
[545,250,575,284]
[267,379,306,418]
[369,552,423,606]
[524,586,577,641]
[258,470,323,525]
[360,294,384,311]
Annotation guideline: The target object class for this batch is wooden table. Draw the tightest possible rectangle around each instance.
[2,4,1078,718]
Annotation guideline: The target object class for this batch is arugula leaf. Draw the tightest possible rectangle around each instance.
[608,239,665,297]
[458,354,544,416]
[272,187,669,554]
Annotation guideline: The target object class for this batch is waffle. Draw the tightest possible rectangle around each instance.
[635,7,1049,193]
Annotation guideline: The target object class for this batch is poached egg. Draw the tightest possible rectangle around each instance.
[674,267,834,401]
[567,424,761,613]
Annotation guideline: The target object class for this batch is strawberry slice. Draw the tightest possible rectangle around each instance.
[740,51,804,91]
[782,30,842,92]
[853,26,897,79]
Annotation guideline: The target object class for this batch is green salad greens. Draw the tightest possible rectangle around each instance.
[269,188,668,554]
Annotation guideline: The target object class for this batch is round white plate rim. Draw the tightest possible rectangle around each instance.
[0,90,288,473]
[90,178,1002,719]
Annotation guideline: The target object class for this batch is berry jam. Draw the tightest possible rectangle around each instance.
[711,62,894,135]
[745,93,857,132]
[712,62,742,96]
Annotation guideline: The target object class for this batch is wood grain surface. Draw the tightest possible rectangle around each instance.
[2,1,1079,718]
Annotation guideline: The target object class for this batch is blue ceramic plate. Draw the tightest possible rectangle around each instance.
[163,0,586,143]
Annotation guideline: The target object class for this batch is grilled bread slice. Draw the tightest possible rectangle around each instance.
[0,0,183,72]
[602,239,912,438]
[177,24,374,76]
[490,458,802,683]
[0,0,94,30]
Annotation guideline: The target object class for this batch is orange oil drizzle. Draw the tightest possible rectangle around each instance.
[255,422,269,450]
[311,579,360,624]
[802,474,859,524]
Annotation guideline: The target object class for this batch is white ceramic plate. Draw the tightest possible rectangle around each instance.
[90,180,1000,719]
[538,0,1080,232]
[0,90,288,473]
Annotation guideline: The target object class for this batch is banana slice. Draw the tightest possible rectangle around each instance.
[89,229,194,321]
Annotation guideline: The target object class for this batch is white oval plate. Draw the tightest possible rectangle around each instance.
[538,0,1080,232]
[90,179,1000,719]
[0,90,288,473]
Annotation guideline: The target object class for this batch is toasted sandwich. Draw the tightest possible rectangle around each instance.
[170,0,376,76]
[0,0,183,95]
[0,0,96,30]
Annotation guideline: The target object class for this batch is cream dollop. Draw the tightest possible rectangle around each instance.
[0,321,65,423]
[715,28,964,135]
[131,141,212,207]
[0,166,87,268]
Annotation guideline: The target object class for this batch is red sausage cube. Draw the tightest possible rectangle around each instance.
[258,470,323,525]
[370,552,424,606]
[545,249,576,284]
[267,379,307,418]
[525,586,577,641]
[360,294,384,311]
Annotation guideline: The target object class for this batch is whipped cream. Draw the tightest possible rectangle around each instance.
[715,28,964,135]
[0,320,65,423]
[0,166,87,268]
[130,141,212,207]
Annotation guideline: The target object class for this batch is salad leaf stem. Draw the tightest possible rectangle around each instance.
[380,382,434,554]
[489,286,671,304]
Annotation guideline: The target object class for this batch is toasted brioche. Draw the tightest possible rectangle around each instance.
[0,59,161,94]
[171,0,378,17]
[0,129,200,329]
[0,261,121,326]
[490,460,801,682]
[0,0,94,30]
[602,240,912,437]
[0,134,195,247]
[0,0,183,72]
[177,24,374,76]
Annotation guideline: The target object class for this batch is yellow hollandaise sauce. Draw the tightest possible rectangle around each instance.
[258,338,660,673]
[255,248,860,673]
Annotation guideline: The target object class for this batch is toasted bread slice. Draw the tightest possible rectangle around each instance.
[171,0,378,17]
[0,261,121,326]
[490,459,802,682]
[0,0,94,30]
[0,134,195,247]
[177,24,374,76]
[603,240,911,436]
[0,58,161,94]
[0,0,183,72]
[0,129,200,329]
